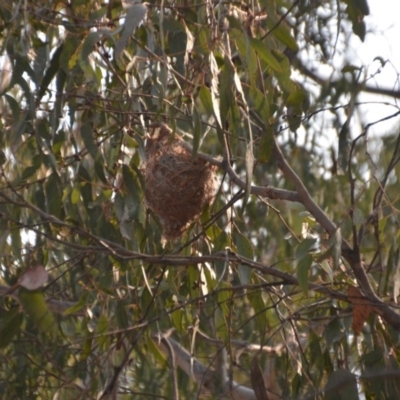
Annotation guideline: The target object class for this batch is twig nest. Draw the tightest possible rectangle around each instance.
[144,124,217,239]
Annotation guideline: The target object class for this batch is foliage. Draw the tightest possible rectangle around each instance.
[1,0,400,399]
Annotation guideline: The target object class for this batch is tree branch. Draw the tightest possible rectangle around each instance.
[154,333,257,400]
[271,137,400,332]
[3,143,400,332]
[272,137,337,235]
[292,55,400,100]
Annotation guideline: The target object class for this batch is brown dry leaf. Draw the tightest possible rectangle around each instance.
[347,285,373,335]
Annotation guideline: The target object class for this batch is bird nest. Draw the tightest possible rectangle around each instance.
[144,124,217,239]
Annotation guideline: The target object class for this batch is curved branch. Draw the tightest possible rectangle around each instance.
[271,137,400,332]
[272,137,337,235]
[293,56,400,100]
[154,333,257,400]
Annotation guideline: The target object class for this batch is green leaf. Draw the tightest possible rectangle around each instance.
[320,259,334,283]
[77,164,93,205]
[233,231,254,259]
[292,373,303,397]
[272,49,295,93]
[14,53,36,86]
[297,254,312,296]
[295,238,317,259]
[269,21,299,51]
[60,37,80,72]
[198,85,214,116]
[5,94,24,151]
[96,314,109,349]
[115,3,147,59]
[214,307,228,341]
[338,122,350,174]
[37,44,64,103]
[232,29,259,86]
[247,290,267,337]
[0,229,8,256]
[324,318,345,346]
[122,164,140,205]
[214,230,230,252]
[209,52,222,127]
[384,242,398,294]
[258,127,274,162]
[171,309,185,332]
[344,1,368,41]
[217,281,231,316]
[33,39,48,85]
[147,334,166,364]
[70,186,81,205]
[250,38,282,73]
[63,293,88,315]
[81,120,99,160]
[287,89,305,107]
[4,94,20,121]
[342,64,362,73]
[192,107,202,157]
[202,260,217,292]
[21,154,42,181]
[347,0,370,15]
[116,301,129,329]
[80,31,102,62]
[331,228,342,270]
[247,86,270,123]
[19,288,57,336]
[233,230,254,285]
[309,330,324,380]
[219,57,234,124]
[324,369,359,400]
[45,173,63,218]
[0,309,23,349]
[358,0,370,15]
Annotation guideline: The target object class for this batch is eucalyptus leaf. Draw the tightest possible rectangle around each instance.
[324,369,359,400]
[250,38,283,73]
[115,3,147,59]
[37,44,64,103]
[297,254,312,296]
[19,288,57,336]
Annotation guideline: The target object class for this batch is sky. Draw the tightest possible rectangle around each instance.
[351,0,400,136]
[357,0,400,85]
[288,0,400,154]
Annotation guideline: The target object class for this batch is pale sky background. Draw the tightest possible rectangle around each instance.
[357,0,400,86]
[351,0,400,136]
[288,0,400,158]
